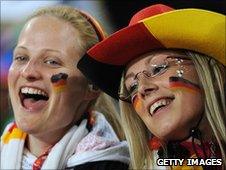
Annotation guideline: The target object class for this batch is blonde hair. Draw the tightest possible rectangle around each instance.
[28,6,124,139]
[187,52,226,169]
[119,50,226,169]
[93,93,125,140]
[119,74,152,169]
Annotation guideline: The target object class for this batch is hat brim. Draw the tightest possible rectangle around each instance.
[78,8,225,99]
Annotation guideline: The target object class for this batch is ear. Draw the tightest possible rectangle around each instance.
[84,84,101,100]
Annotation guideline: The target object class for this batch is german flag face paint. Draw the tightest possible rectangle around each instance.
[169,76,200,93]
[51,73,68,93]
[132,95,143,113]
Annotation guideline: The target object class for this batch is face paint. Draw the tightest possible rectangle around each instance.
[169,76,200,93]
[51,73,68,92]
[132,95,143,113]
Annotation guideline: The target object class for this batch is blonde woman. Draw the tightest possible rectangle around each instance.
[0,6,129,170]
[78,4,225,170]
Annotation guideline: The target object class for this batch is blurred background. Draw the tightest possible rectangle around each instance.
[1,0,225,132]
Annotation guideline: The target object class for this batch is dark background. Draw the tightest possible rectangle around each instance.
[103,0,225,30]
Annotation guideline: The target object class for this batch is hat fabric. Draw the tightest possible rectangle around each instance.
[78,4,225,99]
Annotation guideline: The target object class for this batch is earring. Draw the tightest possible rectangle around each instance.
[175,58,184,77]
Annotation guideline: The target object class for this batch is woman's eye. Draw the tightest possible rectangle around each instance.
[128,82,138,94]
[44,60,60,66]
[14,56,28,62]
[151,64,168,76]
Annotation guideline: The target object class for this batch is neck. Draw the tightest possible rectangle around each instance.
[26,125,71,157]
[194,115,214,142]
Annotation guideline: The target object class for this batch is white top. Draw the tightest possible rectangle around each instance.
[21,148,37,170]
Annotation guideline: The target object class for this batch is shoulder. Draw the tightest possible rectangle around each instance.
[69,160,128,170]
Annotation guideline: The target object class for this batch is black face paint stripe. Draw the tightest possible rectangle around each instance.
[51,73,68,83]
[169,76,200,89]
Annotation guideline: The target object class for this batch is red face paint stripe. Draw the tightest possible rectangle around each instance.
[52,80,67,86]
[170,86,200,94]
[169,76,200,92]
[170,82,200,91]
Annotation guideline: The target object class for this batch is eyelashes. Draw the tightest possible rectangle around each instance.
[128,82,138,94]
[44,59,61,66]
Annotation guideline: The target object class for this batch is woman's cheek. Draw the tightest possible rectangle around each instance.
[51,73,68,93]
[132,95,143,114]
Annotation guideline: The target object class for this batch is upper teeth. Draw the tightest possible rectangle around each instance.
[149,99,171,115]
[21,87,48,97]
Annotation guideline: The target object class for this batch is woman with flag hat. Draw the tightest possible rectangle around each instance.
[78,4,225,169]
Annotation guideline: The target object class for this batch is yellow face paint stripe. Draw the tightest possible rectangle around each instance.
[170,87,199,94]
[141,9,225,65]
[132,95,143,112]
[53,85,66,93]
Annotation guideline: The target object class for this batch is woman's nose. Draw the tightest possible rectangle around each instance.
[137,74,158,98]
[21,62,41,81]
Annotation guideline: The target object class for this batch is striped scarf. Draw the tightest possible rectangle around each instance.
[1,111,129,170]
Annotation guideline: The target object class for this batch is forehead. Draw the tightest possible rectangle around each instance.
[19,16,79,49]
[16,15,82,61]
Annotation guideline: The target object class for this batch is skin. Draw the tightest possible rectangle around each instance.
[8,16,98,156]
[125,50,208,141]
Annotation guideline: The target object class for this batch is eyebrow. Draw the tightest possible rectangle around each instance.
[145,54,156,65]
[124,54,156,82]
[14,46,62,54]
[14,46,28,51]
[167,54,190,59]
[125,72,135,81]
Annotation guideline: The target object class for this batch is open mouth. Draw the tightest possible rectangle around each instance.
[19,87,49,111]
[149,97,174,116]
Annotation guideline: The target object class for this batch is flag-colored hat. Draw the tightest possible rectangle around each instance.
[78,4,225,99]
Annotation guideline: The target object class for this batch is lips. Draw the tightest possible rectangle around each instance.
[148,97,174,116]
[19,87,49,112]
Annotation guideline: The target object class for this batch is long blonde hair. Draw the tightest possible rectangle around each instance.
[28,6,124,140]
[187,52,226,166]
[119,74,152,169]
[119,50,226,169]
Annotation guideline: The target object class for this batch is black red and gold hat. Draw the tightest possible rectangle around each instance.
[77,4,225,99]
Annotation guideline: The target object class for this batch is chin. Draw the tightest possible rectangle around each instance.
[163,130,190,142]
[15,117,40,134]
[154,125,189,142]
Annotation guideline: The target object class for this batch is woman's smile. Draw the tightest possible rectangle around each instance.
[147,96,174,116]
[19,86,49,112]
